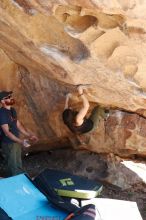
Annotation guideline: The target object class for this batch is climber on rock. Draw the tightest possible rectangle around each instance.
[62,85,107,135]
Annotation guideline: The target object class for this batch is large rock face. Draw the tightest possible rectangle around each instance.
[1,0,146,157]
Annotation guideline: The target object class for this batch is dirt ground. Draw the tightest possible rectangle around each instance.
[0,150,146,220]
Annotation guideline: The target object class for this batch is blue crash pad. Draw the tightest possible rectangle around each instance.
[0,174,66,220]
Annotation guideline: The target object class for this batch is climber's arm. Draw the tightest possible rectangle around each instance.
[64,93,72,110]
[75,86,90,126]
[75,94,89,126]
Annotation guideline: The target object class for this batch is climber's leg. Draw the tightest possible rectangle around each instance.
[89,106,106,131]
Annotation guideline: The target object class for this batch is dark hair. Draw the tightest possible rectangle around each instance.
[62,109,94,134]
[62,109,77,125]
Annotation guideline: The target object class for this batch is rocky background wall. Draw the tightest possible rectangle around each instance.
[1,0,146,158]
